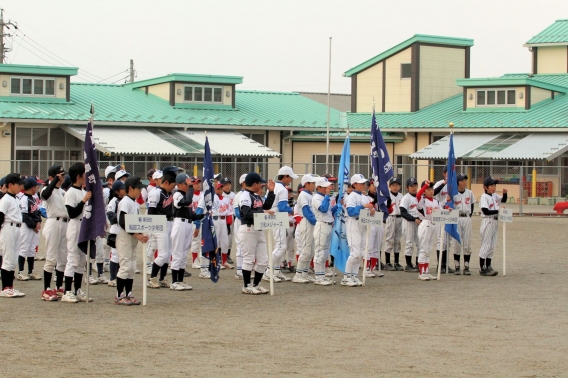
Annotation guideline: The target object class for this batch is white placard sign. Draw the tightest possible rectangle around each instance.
[432,209,459,224]
[124,214,167,233]
[254,212,289,230]
[358,210,384,226]
[499,208,513,223]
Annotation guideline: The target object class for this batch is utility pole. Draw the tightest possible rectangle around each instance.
[129,59,135,82]
[0,9,17,64]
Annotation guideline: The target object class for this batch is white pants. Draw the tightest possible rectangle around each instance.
[285,226,295,263]
[213,217,229,254]
[479,217,498,259]
[239,224,268,273]
[64,219,86,276]
[147,234,157,258]
[294,224,302,258]
[403,221,419,257]
[368,225,384,259]
[32,230,40,255]
[345,218,366,275]
[109,245,119,264]
[452,216,473,256]
[227,222,233,250]
[116,229,138,280]
[233,217,242,257]
[0,223,21,271]
[154,221,173,267]
[270,228,288,266]
[297,219,315,264]
[18,226,37,258]
[171,219,192,270]
[384,216,402,254]
[417,220,436,264]
[93,236,104,264]
[313,222,332,265]
[191,226,202,254]
[43,218,68,273]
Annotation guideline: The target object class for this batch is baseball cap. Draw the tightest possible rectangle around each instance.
[420,180,434,188]
[23,177,38,190]
[61,175,71,190]
[389,177,402,186]
[48,165,65,178]
[456,173,468,182]
[483,177,499,187]
[239,174,247,184]
[214,173,222,181]
[406,177,418,187]
[323,173,338,182]
[245,172,267,186]
[124,176,147,190]
[35,177,45,186]
[162,166,181,176]
[301,174,317,186]
[152,170,163,180]
[0,176,5,187]
[147,169,156,178]
[216,182,224,189]
[115,170,131,181]
[112,180,126,192]
[5,173,25,186]
[190,176,202,184]
[350,174,367,185]
[443,167,448,173]
[315,177,332,188]
[220,177,232,185]
[277,166,298,179]
[175,173,189,185]
[104,165,121,179]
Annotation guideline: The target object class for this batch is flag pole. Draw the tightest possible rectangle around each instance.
[86,244,90,304]
[142,241,148,305]
[448,122,454,275]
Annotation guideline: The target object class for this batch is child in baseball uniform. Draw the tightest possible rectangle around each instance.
[0,173,26,298]
[115,176,149,305]
[399,177,420,272]
[213,182,233,270]
[232,174,247,279]
[433,168,454,273]
[293,190,303,266]
[238,173,275,294]
[450,173,475,275]
[106,180,126,287]
[17,177,42,282]
[311,177,336,286]
[292,174,317,284]
[342,174,375,287]
[145,169,163,273]
[365,179,384,278]
[384,177,404,271]
[479,177,507,277]
[41,165,68,300]
[281,186,296,273]
[190,177,204,270]
[220,177,235,265]
[416,180,439,281]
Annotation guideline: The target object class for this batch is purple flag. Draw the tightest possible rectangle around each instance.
[78,106,106,258]
[201,136,220,282]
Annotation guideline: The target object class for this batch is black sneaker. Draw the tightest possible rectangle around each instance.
[394,263,404,271]
[441,266,455,274]
[454,267,461,275]
[479,268,493,276]
[486,266,499,276]
[280,266,290,273]
[227,256,234,264]
[404,264,418,272]
[384,263,396,271]
[184,271,192,277]
[463,267,471,275]
[288,266,297,273]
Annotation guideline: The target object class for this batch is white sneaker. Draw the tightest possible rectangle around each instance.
[29,271,42,280]
[222,262,234,270]
[97,275,109,284]
[304,274,316,282]
[427,274,437,280]
[167,269,172,275]
[323,277,336,284]
[365,269,376,278]
[377,271,385,277]
[0,287,20,298]
[242,284,260,295]
[61,291,79,303]
[170,282,186,291]
[199,271,211,279]
[352,277,363,286]
[275,271,291,281]
[418,273,431,281]
[191,261,201,269]
[262,273,282,283]
[254,285,269,294]
[325,268,336,277]
[147,277,160,288]
[340,277,357,287]
[146,266,153,275]
[234,272,243,280]
[107,279,117,287]
[158,279,170,288]
[11,288,25,297]
[17,272,30,281]
[87,275,98,285]
[76,288,93,302]
[292,275,310,284]
[179,282,193,290]
[314,278,332,286]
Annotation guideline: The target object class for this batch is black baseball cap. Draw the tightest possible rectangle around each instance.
[48,165,65,177]
[389,177,402,186]
[406,177,418,187]
[175,173,189,184]
[457,173,468,182]
[112,180,126,192]
[0,176,5,187]
[162,166,181,175]
[125,176,147,190]
[5,173,25,186]
[147,168,156,178]
[245,172,267,186]
[443,167,448,173]
[420,180,434,188]
[483,177,499,187]
[220,177,232,185]
[24,177,38,190]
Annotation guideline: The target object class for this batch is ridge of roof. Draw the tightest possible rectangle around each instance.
[123,73,243,89]
[525,19,568,45]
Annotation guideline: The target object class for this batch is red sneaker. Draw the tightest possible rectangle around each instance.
[126,295,141,305]
[42,289,58,301]
[56,288,64,299]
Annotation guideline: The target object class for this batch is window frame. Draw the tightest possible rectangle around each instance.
[10,76,57,97]
[400,63,412,79]
[475,88,516,107]
[183,85,224,104]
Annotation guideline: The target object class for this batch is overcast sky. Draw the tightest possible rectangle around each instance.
[1,0,565,94]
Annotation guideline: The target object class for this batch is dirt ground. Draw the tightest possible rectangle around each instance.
[1,216,567,377]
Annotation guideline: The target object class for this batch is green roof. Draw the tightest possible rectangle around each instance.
[0,83,341,129]
[347,74,568,130]
[344,34,474,77]
[124,73,243,89]
[0,63,78,76]
[526,19,568,45]
[456,76,568,93]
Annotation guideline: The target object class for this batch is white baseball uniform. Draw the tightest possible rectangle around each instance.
[269,182,292,273]
[296,189,316,278]
[0,193,23,272]
[116,195,140,280]
[64,186,87,277]
[344,190,371,276]
[400,193,420,259]
[479,193,502,259]
[233,190,243,273]
[212,193,231,255]
[311,192,334,279]
[384,191,403,258]
[452,189,475,262]
[41,184,68,275]
[417,196,440,266]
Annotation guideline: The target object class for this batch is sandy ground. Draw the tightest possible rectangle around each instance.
[1,216,567,377]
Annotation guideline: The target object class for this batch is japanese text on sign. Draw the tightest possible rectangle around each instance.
[124,214,167,234]
[432,209,458,224]
[358,210,384,226]
[499,208,513,223]
[253,212,289,230]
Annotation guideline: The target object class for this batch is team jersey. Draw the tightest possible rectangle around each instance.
[453,189,476,215]
[238,190,275,225]
[233,191,242,212]
[212,194,232,217]
[20,193,42,229]
[0,192,23,224]
[41,186,67,218]
[400,193,420,218]
[418,196,440,222]
[345,190,370,219]
[191,191,202,212]
[297,190,313,212]
[64,186,86,222]
[223,191,236,208]
[388,192,403,215]
[148,187,173,218]
[173,190,195,220]
[118,195,140,232]
[479,193,502,217]
[434,180,447,204]
[311,192,334,223]
[107,197,121,234]
[141,184,157,204]
[270,182,290,213]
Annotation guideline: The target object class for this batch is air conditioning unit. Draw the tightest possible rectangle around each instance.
[2,131,11,137]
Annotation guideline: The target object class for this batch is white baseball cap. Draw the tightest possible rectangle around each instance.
[301,173,317,186]
[115,170,131,180]
[315,177,332,188]
[104,164,121,179]
[214,173,222,181]
[278,166,298,179]
[152,170,163,180]
[350,174,367,185]
[239,173,247,184]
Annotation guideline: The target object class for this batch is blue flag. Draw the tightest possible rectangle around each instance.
[78,105,107,258]
[201,136,220,282]
[330,135,351,274]
[370,110,394,219]
[444,133,461,243]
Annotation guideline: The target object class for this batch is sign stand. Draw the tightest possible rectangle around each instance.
[267,230,274,295]
[499,208,512,276]
[359,210,383,286]
[254,212,289,296]
[433,209,458,281]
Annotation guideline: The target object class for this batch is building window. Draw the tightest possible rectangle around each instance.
[184,85,223,104]
[10,77,56,97]
[476,89,516,107]
[401,63,411,79]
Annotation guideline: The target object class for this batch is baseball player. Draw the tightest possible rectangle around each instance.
[384,177,404,271]
[220,177,236,265]
[17,177,42,282]
[400,177,420,272]
[266,166,298,282]
[0,173,26,298]
[292,174,317,284]
[281,186,296,273]
[433,168,454,273]
[365,179,384,278]
[232,174,247,279]
[61,163,93,303]
[416,180,439,281]
[106,180,126,287]
[40,165,68,300]
[449,173,475,275]
[342,174,375,287]
[293,190,303,267]
[145,169,163,273]
[211,182,233,269]
[311,177,336,286]
[479,177,507,276]
[193,177,216,279]
[114,176,148,305]
[237,173,275,295]
[115,170,131,182]
[190,177,205,271]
